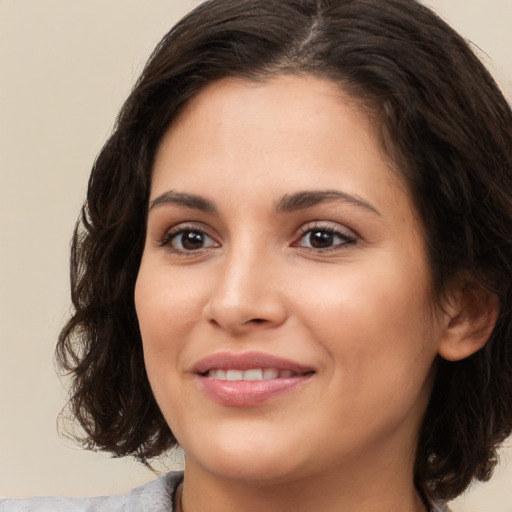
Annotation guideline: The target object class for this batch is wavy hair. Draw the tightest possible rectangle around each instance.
[56,0,512,501]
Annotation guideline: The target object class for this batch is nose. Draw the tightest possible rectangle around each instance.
[203,248,288,335]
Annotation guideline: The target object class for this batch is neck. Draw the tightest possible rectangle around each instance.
[179,448,427,512]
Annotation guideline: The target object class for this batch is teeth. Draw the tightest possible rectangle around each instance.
[209,369,226,380]
[208,368,297,381]
[226,370,244,381]
[263,368,279,380]
[244,368,263,381]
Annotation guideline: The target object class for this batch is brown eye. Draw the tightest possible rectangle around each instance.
[308,230,335,249]
[167,229,217,251]
[297,228,356,250]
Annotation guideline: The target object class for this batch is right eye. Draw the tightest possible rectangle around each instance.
[161,228,219,252]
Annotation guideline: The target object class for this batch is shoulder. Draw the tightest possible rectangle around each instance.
[0,471,183,512]
[431,502,452,512]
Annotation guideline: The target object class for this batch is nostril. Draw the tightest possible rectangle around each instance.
[250,318,266,324]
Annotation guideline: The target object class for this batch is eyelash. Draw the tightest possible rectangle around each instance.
[158,224,219,255]
[158,223,357,254]
[293,224,357,252]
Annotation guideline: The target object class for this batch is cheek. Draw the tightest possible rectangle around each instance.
[136,263,206,338]
[134,266,199,421]
[302,264,439,422]
[135,266,195,383]
[292,253,438,377]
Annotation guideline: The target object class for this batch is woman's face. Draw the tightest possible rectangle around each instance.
[135,75,450,484]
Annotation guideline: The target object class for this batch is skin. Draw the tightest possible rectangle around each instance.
[135,75,484,512]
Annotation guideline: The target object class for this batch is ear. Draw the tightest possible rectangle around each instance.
[437,280,499,361]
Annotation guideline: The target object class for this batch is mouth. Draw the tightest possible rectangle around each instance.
[194,351,314,375]
[205,368,310,381]
[194,352,315,407]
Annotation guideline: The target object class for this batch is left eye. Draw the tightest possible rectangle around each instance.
[166,229,218,251]
[297,228,355,250]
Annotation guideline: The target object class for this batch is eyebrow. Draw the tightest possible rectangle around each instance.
[148,189,380,217]
[149,191,217,213]
[275,190,381,216]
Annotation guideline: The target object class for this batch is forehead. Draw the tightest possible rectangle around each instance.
[155,76,390,178]
[151,75,412,221]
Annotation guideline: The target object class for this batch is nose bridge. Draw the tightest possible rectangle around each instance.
[204,235,286,332]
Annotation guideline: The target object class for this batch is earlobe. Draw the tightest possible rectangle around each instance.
[437,282,499,362]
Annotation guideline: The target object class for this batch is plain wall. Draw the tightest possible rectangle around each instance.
[1,1,511,509]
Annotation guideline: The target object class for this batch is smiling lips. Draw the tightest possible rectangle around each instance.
[194,352,315,407]
[207,368,298,380]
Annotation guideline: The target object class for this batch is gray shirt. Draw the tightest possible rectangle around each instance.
[1,471,451,511]
[0,472,182,512]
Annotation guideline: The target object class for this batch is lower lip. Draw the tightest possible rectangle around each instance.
[198,374,313,407]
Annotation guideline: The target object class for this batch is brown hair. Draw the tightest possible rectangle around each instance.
[56,0,512,501]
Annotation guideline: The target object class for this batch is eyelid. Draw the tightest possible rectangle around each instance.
[296,220,357,238]
[292,221,357,250]
[296,220,355,236]
[154,219,356,255]
[158,222,220,251]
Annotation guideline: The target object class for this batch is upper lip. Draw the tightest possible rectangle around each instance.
[193,351,315,375]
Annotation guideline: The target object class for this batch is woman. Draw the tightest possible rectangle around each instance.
[2,0,512,510]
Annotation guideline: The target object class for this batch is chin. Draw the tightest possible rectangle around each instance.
[191,452,308,485]
[180,423,311,484]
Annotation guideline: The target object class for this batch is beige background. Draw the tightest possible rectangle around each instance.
[1,0,511,509]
